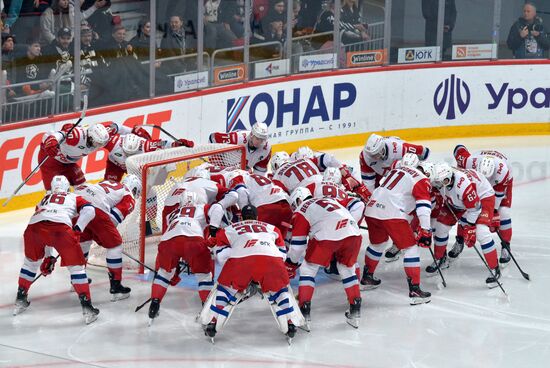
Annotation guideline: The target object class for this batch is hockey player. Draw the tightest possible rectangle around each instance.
[226,170,292,239]
[104,133,195,182]
[359,133,431,193]
[430,163,501,287]
[201,205,303,343]
[453,145,514,264]
[74,175,141,300]
[272,156,322,193]
[290,146,342,172]
[285,188,363,329]
[14,176,99,324]
[39,122,148,190]
[209,122,271,176]
[361,163,435,305]
[148,191,218,325]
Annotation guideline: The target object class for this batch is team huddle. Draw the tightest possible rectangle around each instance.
[13,120,514,344]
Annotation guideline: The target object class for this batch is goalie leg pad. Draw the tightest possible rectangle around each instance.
[199,283,243,332]
[266,286,305,334]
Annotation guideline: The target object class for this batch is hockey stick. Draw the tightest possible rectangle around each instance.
[135,298,152,312]
[138,124,179,141]
[122,250,156,274]
[444,203,507,295]
[426,246,447,288]
[496,232,530,281]
[2,95,89,207]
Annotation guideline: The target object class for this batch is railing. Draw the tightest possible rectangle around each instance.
[141,52,211,78]
[211,41,284,70]
[343,22,385,53]
[1,78,56,124]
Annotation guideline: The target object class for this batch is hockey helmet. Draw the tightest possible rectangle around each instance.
[294,146,314,161]
[241,204,258,220]
[225,169,248,186]
[270,151,290,172]
[478,156,496,178]
[364,133,385,157]
[122,174,142,197]
[51,175,70,193]
[250,122,269,141]
[122,134,141,155]
[418,161,436,182]
[433,162,454,188]
[290,187,312,209]
[87,124,110,148]
[323,167,342,184]
[401,152,420,168]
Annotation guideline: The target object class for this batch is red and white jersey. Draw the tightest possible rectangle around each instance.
[365,167,432,229]
[29,192,92,227]
[360,137,430,191]
[74,180,135,223]
[272,159,321,193]
[215,220,285,260]
[42,122,124,164]
[105,134,167,171]
[209,131,271,175]
[229,171,288,207]
[305,178,365,222]
[161,204,210,241]
[439,168,495,224]
[291,197,360,246]
[456,148,513,195]
[165,177,229,207]
[290,151,341,172]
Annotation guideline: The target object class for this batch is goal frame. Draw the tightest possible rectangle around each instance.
[137,145,246,273]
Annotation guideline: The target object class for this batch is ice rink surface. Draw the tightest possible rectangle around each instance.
[0,136,549,368]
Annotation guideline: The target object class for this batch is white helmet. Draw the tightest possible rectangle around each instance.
[433,162,454,188]
[87,124,110,148]
[364,133,385,157]
[478,156,496,178]
[270,151,290,172]
[122,134,141,155]
[180,190,198,207]
[290,187,312,209]
[122,174,142,197]
[418,161,436,181]
[294,146,314,161]
[188,166,210,180]
[250,122,269,141]
[51,175,70,193]
[323,167,342,184]
[225,169,248,186]
[401,152,420,168]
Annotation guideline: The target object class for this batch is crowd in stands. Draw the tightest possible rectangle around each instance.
[0,0,371,120]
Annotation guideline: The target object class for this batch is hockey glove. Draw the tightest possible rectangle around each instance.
[172,139,195,148]
[209,225,219,238]
[43,136,60,157]
[340,165,360,191]
[416,228,432,248]
[353,184,372,203]
[462,224,477,248]
[73,224,83,238]
[40,256,57,276]
[489,212,500,233]
[131,126,152,139]
[169,262,183,286]
[284,259,301,279]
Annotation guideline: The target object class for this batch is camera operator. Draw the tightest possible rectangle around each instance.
[507,2,549,59]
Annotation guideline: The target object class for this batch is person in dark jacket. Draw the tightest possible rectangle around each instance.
[422,0,456,57]
[507,2,549,59]
[130,18,154,61]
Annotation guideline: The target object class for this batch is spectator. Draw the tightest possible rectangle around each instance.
[2,0,41,43]
[292,0,310,38]
[340,0,369,45]
[203,0,237,51]
[261,0,286,38]
[1,33,17,72]
[130,18,154,61]
[13,39,51,96]
[159,14,188,76]
[299,0,322,29]
[507,2,549,59]
[42,26,73,109]
[83,0,113,43]
[220,0,245,39]
[422,0,457,57]
[79,22,105,92]
[39,0,73,46]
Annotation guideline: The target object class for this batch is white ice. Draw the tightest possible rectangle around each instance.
[0,136,549,368]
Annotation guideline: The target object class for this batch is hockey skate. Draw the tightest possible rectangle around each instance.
[298,302,311,332]
[448,236,465,260]
[407,278,431,305]
[486,267,502,289]
[204,321,217,344]
[345,297,362,329]
[109,273,131,301]
[13,287,30,316]
[425,254,449,276]
[286,322,297,345]
[499,244,511,266]
[360,266,381,290]
[79,294,99,324]
[323,258,341,280]
[384,244,401,263]
[148,298,160,326]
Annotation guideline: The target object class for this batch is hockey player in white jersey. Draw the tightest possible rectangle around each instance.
[226,170,292,238]
[359,133,431,193]
[14,176,99,324]
[272,157,322,193]
[201,205,303,343]
[148,191,218,324]
[362,163,435,305]
[209,122,271,175]
[430,163,501,287]
[74,175,141,300]
[453,145,514,265]
[290,146,342,172]
[285,188,363,329]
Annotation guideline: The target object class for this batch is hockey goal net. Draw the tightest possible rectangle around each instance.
[87,144,246,273]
